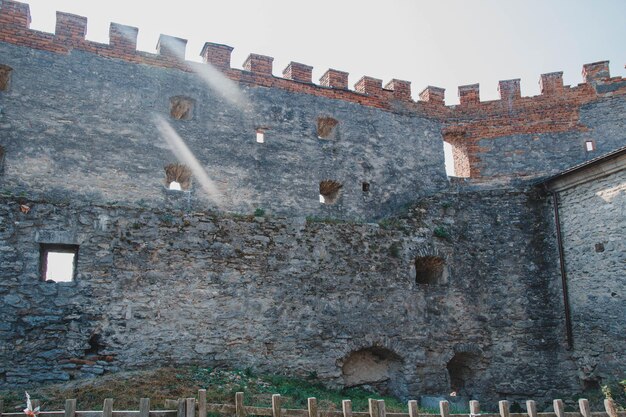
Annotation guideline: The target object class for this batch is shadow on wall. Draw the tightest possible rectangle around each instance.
[341,347,404,397]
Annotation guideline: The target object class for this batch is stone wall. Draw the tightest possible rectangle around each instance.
[0,187,577,406]
[0,41,447,221]
[557,169,626,388]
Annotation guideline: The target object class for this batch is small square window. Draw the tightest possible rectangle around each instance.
[362,182,370,192]
[40,244,78,282]
[585,140,595,152]
[256,129,265,143]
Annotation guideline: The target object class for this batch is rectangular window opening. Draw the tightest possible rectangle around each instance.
[256,130,265,143]
[40,244,79,282]
[585,140,595,152]
[362,182,370,192]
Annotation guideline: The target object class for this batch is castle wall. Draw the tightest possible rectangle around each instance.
[0,42,447,221]
[0,188,577,406]
[556,168,626,387]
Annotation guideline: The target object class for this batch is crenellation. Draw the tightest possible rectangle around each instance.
[200,42,234,69]
[243,53,274,76]
[354,76,383,96]
[54,11,87,41]
[156,34,187,60]
[497,78,521,101]
[582,60,610,83]
[319,68,349,89]
[282,61,313,83]
[384,79,412,101]
[0,0,30,27]
[419,86,445,105]
[458,83,480,105]
[539,72,564,95]
[109,23,138,52]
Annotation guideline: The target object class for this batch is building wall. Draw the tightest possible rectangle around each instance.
[0,42,448,221]
[557,169,626,387]
[0,189,577,405]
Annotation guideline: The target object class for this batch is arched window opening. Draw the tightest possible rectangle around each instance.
[443,131,471,178]
[341,347,404,396]
[164,163,192,191]
[446,352,483,397]
[319,180,342,204]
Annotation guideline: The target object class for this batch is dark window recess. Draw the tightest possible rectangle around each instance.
[170,96,195,120]
[0,64,12,91]
[40,244,79,282]
[319,180,342,204]
[317,117,339,139]
[362,182,370,192]
[415,255,447,284]
[164,162,192,190]
[447,352,480,395]
[595,243,605,252]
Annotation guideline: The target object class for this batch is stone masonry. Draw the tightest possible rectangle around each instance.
[0,0,624,409]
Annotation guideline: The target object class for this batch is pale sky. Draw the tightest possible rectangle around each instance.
[19,0,626,104]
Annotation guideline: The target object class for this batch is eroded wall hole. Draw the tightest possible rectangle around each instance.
[415,255,447,284]
[341,347,403,396]
[319,180,342,204]
[85,333,105,356]
[446,352,481,395]
[0,65,12,91]
[165,163,192,190]
[170,96,195,120]
[317,117,339,139]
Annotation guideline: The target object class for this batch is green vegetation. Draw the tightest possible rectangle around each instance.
[253,208,265,217]
[433,226,451,241]
[0,367,406,412]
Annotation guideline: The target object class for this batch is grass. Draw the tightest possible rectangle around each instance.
[0,367,407,413]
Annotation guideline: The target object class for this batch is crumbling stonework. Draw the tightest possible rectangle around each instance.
[0,0,624,408]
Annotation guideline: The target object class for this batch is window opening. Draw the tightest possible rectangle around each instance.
[362,182,370,192]
[169,96,195,120]
[256,129,265,143]
[40,244,78,282]
[319,180,342,204]
[164,163,192,190]
[415,255,447,284]
[317,117,339,139]
[0,64,12,91]
[585,140,595,152]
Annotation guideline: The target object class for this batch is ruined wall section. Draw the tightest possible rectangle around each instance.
[0,41,447,221]
[0,188,576,405]
[557,169,625,387]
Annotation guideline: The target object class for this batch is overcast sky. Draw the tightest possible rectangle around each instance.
[20,0,626,104]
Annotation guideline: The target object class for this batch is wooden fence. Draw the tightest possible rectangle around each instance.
[0,392,624,417]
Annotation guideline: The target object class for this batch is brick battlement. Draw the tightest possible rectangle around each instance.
[1,0,624,118]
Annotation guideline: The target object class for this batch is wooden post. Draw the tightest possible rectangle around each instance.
[470,401,480,416]
[64,399,77,417]
[578,399,590,417]
[553,399,564,417]
[439,401,450,417]
[308,398,318,417]
[186,398,195,417]
[139,398,150,417]
[369,399,379,417]
[177,399,186,417]
[525,400,536,417]
[198,390,207,417]
[604,399,618,417]
[498,401,509,417]
[272,394,281,417]
[377,401,386,417]
[408,400,418,417]
[342,400,353,417]
[103,399,114,417]
[235,392,245,417]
